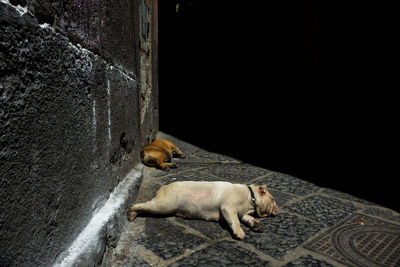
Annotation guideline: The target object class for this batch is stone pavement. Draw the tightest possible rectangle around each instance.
[103,132,400,267]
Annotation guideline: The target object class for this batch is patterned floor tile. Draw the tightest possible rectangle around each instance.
[135,217,208,260]
[254,172,320,196]
[169,240,269,267]
[243,213,323,260]
[284,255,334,266]
[200,163,273,183]
[269,188,296,208]
[174,217,231,239]
[162,170,227,184]
[285,195,358,227]
[321,188,375,205]
[362,207,400,223]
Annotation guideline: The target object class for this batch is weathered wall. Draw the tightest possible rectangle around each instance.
[0,0,158,265]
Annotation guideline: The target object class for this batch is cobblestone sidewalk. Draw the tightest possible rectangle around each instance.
[104,132,400,267]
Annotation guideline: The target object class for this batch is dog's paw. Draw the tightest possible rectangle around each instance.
[170,163,178,168]
[162,165,170,171]
[234,228,246,240]
[128,205,134,212]
[127,211,138,222]
[252,219,264,232]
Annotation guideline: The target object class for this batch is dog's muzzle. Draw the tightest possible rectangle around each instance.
[269,198,279,216]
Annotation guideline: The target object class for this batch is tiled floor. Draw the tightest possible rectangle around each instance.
[104,132,400,266]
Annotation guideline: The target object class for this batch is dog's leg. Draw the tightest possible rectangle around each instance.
[156,157,177,170]
[221,206,245,240]
[165,150,173,162]
[166,162,178,169]
[128,199,177,221]
[156,157,171,170]
[241,215,263,232]
[153,153,177,170]
[172,146,186,159]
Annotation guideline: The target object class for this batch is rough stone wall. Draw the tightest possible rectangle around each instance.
[0,0,158,265]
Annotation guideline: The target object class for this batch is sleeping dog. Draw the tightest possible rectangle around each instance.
[141,139,186,170]
[128,181,278,240]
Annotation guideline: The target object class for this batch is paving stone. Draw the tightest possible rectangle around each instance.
[135,217,208,260]
[191,149,241,163]
[285,195,358,227]
[362,207,400,223]
[321,188,375,205]
[157,132,239,163]
[162,170,227,184]
[169,240,269,267]
[243,212,323,260]
[172,149,234,165]
[156,132,194,149]
[254,172,320,196]
[200,163,273,183]
[174,217,231,239]
[269,188,295,208]
[284,254,334,266]
[111,252,150,267]
[151,162,209,177]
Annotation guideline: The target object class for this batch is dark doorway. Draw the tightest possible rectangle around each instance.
[158,1,397,211]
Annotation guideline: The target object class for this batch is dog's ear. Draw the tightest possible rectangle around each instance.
[258,185,267,195]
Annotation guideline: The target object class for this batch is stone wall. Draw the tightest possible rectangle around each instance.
[0,0,158,265]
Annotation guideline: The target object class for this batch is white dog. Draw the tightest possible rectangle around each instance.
[128,181,278,240]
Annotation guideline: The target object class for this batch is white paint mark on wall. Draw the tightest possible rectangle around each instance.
[15,5,27,16]
[92,99,97,145]
[91,99,98,169]
[106,79,112,145]
[92,99,97,148]
[0,0,28,17]
[39,23,50,29]
[53,168,142,267]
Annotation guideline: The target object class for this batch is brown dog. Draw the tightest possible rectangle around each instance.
[141,139,185,170]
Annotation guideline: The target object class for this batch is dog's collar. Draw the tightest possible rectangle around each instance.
[247,185,257,210]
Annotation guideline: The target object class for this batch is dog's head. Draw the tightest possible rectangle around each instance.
[142,154,158,168]
[255,184,278,217]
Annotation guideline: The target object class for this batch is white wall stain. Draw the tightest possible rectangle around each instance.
[91,99,98,169]
[0,0,28,17]
[105,78,112,167]
[53,168,142,267]
[106,79,111,146]
[39,23,50,29]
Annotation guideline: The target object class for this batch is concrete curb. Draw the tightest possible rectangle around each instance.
[53,164,144,267]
